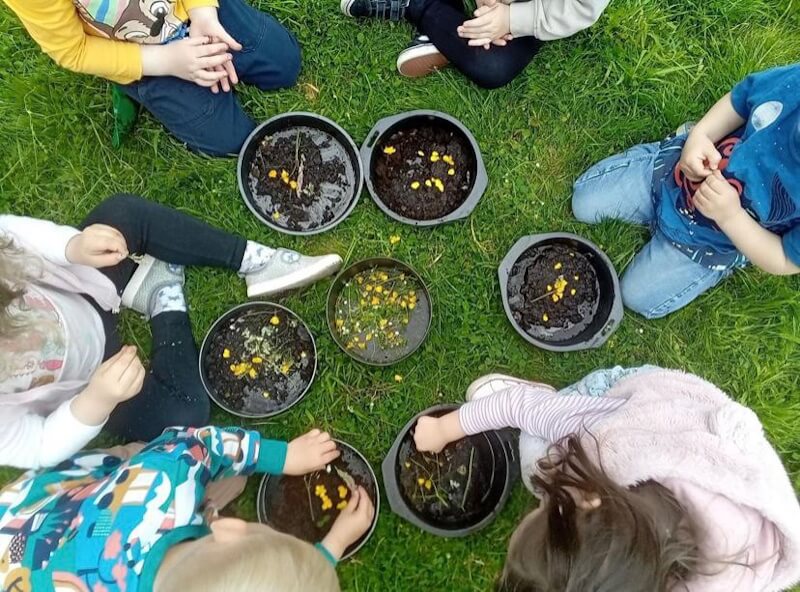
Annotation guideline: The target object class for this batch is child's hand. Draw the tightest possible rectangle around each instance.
[680,131,722,182]
[321,487,375,560]
[458,2,511,47]
[414,411,466,453]
[160,37,233,88]
[284,429,341,476]
[694,170,743,225]
[66,224,128,268]
[188,7,242,94]
[71,346,146,426]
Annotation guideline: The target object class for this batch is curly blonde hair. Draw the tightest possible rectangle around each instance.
[0,236,36,336]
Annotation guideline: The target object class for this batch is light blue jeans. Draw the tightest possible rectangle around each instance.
[571,142,734,319]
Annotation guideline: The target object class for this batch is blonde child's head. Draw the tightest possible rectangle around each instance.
[155,518,340,592]
[498,436,700,592]
[0,237,35,336]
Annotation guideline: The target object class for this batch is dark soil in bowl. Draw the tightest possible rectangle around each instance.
[259,443,378,557]
[507,244,600,343]
[202,305,315,416]
[397,432,495,527]
[373,122,476,221]
[248,126,357,232]
[331,263,431,364]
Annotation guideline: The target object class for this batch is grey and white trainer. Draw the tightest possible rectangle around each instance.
[245,249,342,298]
[120,255,185,318]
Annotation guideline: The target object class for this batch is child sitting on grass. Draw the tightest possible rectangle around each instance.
[572,63,800,318]
[0,193,342,469]
[414,368,800,591]
[340,0,610,89]
[2,0,301,155]
[0,425,375,591]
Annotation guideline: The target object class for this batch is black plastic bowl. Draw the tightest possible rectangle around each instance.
[326,258,432,366]
[361,110,488,226]
[499,233,623,352]
[238,112,363,235]
[382,405,518,537]
[256,440,380,560]
[199,302,317,419]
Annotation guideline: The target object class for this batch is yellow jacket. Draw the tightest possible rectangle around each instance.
[3,0,217,84]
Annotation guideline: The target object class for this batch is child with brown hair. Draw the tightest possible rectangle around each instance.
[0,193,342,469]
[414,368,800,591]
[0,425,375,591]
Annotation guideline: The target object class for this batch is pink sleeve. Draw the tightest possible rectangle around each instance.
[458,385,625,443]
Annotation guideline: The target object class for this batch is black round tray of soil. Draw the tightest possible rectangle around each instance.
[361,110,488,226]
[499,233,623,352]
[199,302,317,418]
[238,112,363,235]
[256,439,380,560]
[382,404,518,538]
[326,258,432,366]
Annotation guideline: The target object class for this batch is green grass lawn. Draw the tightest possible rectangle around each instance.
[2,0,800,589]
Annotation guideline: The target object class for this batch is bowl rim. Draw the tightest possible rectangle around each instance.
[198,301,318,419]
[325,257,433,366]
[237,111,364,236]
[498,232,624,352]
[360,110,488,227]
[256,438,381,561]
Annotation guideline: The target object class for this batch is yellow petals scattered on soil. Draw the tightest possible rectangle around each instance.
[251,356,263,364]
[410,181,420,190]
[268,170,278,178]
[425,179,432,188]
[222,348,231,358]
[272,211,281,221]
[417,477,425,486]
[570,289,577,296]
[430,151,440,162]
[424,480,432,491]
[338,485,348,499]
[443,155,455,165]
[554,262,563,270]
[336,500,348,510]
[433,178,445,192]
[417,150,425,157]
[270,315,280,325]
[289,180,298,190]
[543,314,549,322]
[383,146,397,155]
[447,168,455,176]
[248,368,257,379]
[280,361,292,375]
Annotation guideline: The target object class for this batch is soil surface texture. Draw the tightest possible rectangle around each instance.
[203,305,315,416]
[507,244,600,343]
[373,122,476,221]
[260,444,378,557]
[248,125,356,232]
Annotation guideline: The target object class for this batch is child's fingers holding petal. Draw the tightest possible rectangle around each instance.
[320,449,340,466]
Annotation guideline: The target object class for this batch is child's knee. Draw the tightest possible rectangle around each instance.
[250,41,302,91]
[571,182,603,224]
[620,271,669,319]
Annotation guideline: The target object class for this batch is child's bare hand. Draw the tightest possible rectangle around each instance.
[458,2,511,47]
[321,487,375,560]
[66,224,128,268]
[694,170,743,225]
[72,346,146,426]
[680,132,722,182]
[164,37,233,88]
[284,429,340,476]
[188,7,241,94]
[413,416,450,453]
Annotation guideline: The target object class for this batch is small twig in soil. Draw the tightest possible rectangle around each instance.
[304,474,317,522]
[460,446,476,511]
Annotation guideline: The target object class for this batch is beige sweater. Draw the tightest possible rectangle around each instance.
[503,0,611,40]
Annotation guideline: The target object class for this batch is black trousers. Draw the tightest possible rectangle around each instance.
[407,0,542,89]
[80,194,248,440]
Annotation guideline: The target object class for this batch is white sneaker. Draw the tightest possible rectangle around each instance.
[245,249,343,298]
[120,255,185,317]
[466,373,554,402]
[397,34,449,78]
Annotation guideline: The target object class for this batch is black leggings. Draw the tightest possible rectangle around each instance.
[80,194,248,441]
[407,0,542,89]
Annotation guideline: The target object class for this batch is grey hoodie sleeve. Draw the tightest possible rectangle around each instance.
[507,0,611,40]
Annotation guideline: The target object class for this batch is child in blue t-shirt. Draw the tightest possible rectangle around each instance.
[572,63,800,318]
[0,426,374,592]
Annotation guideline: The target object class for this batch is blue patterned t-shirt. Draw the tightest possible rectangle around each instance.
[652,64,800,269]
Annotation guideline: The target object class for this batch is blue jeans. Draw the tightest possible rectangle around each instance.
[571,142,734,319]
[121,0,301,156]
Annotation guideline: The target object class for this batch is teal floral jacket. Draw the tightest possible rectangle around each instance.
[0,426,287,591]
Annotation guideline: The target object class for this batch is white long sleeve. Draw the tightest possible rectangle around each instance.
[0,397,104,469]
[508,0,610,40]
[0,214,80,265]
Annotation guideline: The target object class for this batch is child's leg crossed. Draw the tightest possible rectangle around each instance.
[572,142,660,225]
